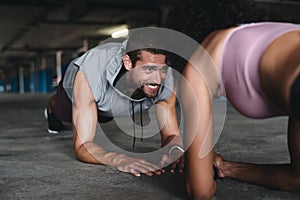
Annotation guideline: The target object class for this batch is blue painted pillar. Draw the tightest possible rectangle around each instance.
[9,70,19,92]
[39,56,47,93]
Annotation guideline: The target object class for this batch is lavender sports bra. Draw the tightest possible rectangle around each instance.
[219,22,300,118]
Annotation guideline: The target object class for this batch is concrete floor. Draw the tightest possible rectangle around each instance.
[1,93,300,200]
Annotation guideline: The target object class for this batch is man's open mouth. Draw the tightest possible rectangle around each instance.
[145,84,159,91]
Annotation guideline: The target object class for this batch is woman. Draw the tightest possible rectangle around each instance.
[182,21,300,199]
[166,1,300,199]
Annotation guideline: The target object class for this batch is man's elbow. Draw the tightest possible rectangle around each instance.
[73,141,104,165]
[73,143,86,162]
[73,134,91,163]
[73,141,91,163]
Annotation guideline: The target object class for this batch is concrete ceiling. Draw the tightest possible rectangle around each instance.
[0,0,299,70]
[0,0,171,69]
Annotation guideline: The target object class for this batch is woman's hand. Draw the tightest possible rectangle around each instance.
[213,152,226,178]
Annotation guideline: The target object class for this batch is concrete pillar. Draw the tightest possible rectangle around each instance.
[83,38,89,52]
[19,66,24,94]
[41,56,47,70]
[56,51,63,83]
[29,62,36,93]
[77,38,88,54]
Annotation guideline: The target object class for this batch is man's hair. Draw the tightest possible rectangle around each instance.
[125,28,171,67]
[126,49,170,68]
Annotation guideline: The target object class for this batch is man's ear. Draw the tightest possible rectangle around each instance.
[123,54,132,70]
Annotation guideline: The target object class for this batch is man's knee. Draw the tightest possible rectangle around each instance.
[289,176,300,191]
[283,168,300,191]
[48,95,56,110]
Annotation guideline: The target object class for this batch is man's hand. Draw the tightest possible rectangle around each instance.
[106,153,165,177]
[159,147,185,173]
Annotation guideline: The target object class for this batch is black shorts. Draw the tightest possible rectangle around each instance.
[54,78,113,123]
[290,73,300,120]
[54,80,72,122]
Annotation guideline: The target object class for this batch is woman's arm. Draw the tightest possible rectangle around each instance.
[182,50,218,199]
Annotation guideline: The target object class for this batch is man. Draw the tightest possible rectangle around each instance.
[44,28,184,176]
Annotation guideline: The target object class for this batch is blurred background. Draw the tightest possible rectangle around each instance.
[0,0,299,94]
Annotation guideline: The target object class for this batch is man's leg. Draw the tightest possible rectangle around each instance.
[45,95,66,134]
[45,80,72,133]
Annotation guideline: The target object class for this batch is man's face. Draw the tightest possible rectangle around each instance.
[126,51,169,98]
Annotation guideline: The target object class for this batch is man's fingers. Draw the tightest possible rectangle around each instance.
[169,157,184,173]
[129,161,164,176]
[158,154,169,168]
[115,156,166,176]
[170,162,177,173]
[137,161,162,172]
[129,168,141,177]
[119,165,151,177]
[178,160,184,173]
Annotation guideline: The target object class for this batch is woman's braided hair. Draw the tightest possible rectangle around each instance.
[165,0,285,43]
[164,0,289,73]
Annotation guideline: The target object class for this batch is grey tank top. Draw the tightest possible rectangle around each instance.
[63,40,175,117]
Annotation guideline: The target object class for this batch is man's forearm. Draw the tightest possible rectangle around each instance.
[75,141,134,168]
[75,142,165,176]
[75,141,114,165]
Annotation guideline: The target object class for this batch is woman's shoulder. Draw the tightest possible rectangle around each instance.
[201,26,237,47]
[198,26,236,73]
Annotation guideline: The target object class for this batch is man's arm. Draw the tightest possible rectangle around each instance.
[72,70,110,164]
[156,88,182,148]
[72,70,164,176]
[156,86,185,172]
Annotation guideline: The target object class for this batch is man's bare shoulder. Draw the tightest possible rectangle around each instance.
[73,70,95,103]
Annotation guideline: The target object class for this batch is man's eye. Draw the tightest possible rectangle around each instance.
[161,69,167,73]
[144,67,154,73]
[161,67,168,73]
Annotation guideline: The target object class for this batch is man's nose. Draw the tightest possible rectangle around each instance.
[151,71,163,84]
